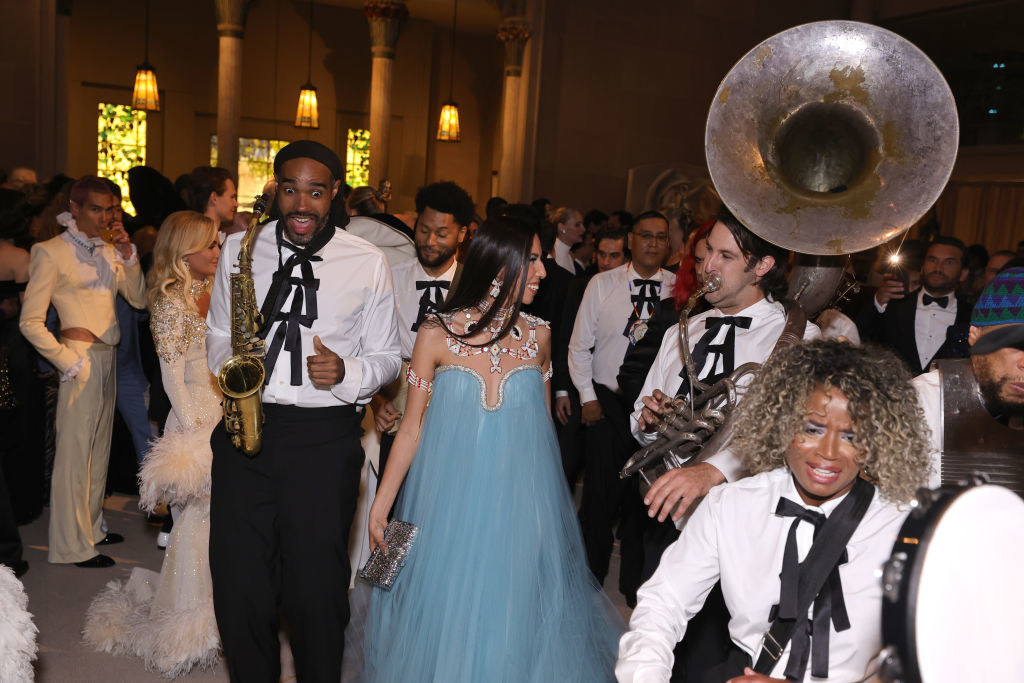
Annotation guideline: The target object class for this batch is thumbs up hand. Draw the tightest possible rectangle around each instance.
[307,335,346,389]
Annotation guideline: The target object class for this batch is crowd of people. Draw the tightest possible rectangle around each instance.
[0,144,1022,682]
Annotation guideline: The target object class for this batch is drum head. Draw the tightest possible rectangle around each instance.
[914,486,1024,681]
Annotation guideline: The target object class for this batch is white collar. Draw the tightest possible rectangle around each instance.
[708,295,775,319]
[626,262,664,282]
[780,470,850,517]
[61,216,105,254]
[417,259,457,281]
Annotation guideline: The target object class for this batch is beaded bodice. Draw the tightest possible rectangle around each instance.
[151,281,210,365]
[437,310,548,375]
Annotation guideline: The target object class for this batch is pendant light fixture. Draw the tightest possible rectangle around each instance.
[132,0,160,111]
[436,0,461,142]
[295,0,320,129]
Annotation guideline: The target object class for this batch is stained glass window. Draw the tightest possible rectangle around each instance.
[346,128,371,188]
[97,103,146,215]
[210,136,289,211]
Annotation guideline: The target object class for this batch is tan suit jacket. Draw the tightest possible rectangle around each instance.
[19,232,146,373]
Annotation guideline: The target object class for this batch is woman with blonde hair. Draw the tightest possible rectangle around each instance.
[618,340,931,682]
[85,210,222,676]
[549,206,585,275]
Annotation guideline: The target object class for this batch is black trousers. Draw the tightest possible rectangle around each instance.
[579,383,645,599]
[556,386,587,490]
[377,430,395,491]
[210,403,364,683]
[0,460,22,566]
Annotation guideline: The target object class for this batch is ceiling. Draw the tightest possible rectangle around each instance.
[316,0,506,33]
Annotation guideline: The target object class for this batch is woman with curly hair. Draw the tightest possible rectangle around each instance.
[84,210,221,676]
[617,339,931,683]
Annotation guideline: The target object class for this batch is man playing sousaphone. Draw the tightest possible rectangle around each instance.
[618,339,931,682]
[630,208,820,555]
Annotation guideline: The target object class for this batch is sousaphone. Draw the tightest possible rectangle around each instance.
[621,20,959,489]
[706,20,958,260]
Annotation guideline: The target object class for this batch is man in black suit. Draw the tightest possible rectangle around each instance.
[856,236,971,374]
[554,227,629,488]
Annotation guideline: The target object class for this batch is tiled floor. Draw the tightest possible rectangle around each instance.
[17,489,631,682]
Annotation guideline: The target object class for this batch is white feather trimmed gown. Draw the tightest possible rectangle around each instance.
[84,284,221,678]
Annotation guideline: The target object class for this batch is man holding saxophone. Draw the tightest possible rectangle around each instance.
[206,140,400,682]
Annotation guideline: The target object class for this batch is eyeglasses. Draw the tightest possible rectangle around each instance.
[634,232,669,243]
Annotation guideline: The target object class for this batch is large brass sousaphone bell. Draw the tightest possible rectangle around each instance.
[706,20,958,257]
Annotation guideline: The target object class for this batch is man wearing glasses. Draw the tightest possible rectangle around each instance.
[568,210,675,606]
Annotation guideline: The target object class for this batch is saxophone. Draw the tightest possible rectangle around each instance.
[217,195,268,456]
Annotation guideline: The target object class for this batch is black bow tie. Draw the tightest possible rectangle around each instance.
[923,293,949,308]
[412,280,450,332]
[772,497,851,680]
[622,278,662,342]
[704,315,752,333]
[258,223,335,386]
[676,316,753,398]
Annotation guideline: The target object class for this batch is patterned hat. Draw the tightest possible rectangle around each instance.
[971,267,1024,327]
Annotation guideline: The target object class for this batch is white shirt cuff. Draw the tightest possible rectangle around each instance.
[113,243,139,266]
[578,386,598,404]
[61,355,86,382]
[555,390,568,398]
[330,356,363,404]
[704,448,742,482]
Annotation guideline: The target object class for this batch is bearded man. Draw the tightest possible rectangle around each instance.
[371,181,472,476]
[206,140,400,681]
[914,265,1024,495]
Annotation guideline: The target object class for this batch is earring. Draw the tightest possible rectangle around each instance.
[490,278,501,298]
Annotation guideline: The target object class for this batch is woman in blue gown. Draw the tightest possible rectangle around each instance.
[364,216,623,682]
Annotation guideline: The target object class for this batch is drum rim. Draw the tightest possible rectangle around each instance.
[881,484,970,683]
[880,482,1022,682]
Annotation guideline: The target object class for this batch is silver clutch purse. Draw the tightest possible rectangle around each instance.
[358,519,419,590]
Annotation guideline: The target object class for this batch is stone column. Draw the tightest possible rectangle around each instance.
[363,1,408,187]
[497,19,530,200]
[214,0,251,181]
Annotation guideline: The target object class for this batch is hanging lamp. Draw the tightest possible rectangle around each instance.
[295,0,320,128]
[132,0,160,111]
[436,0,461,142]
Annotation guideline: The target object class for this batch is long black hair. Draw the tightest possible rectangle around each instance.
[435,215,538,347]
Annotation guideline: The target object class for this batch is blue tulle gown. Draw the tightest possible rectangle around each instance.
[363,362,623,682]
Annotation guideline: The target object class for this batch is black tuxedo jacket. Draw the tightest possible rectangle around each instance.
[523,256,573,393]
[854,289,971,375]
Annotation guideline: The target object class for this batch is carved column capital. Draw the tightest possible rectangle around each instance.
[363,0,409,59]
[215,0,252,37]
[497,19,531,77]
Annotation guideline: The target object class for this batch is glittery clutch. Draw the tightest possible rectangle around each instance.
[359,519,419,590]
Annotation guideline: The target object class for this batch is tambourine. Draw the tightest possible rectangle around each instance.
[878,475,1024,682]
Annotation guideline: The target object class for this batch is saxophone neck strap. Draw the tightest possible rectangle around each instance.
[753,476,875,678]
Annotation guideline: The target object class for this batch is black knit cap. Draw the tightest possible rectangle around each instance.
[273,140,344,181]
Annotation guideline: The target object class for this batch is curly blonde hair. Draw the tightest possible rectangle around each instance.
[732,339,931,503]
[146,210,218,311]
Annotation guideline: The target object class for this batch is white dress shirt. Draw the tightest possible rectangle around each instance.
[873,288,957,370]
[553,238,575,274]
[914,288,957,370]
[207,220,401,407]
[390,259,457,360]
[815,308,860,345]
[912,370,944,488]
[616,468,908,683]
[630,297,820,481]
[569,263,676,404]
